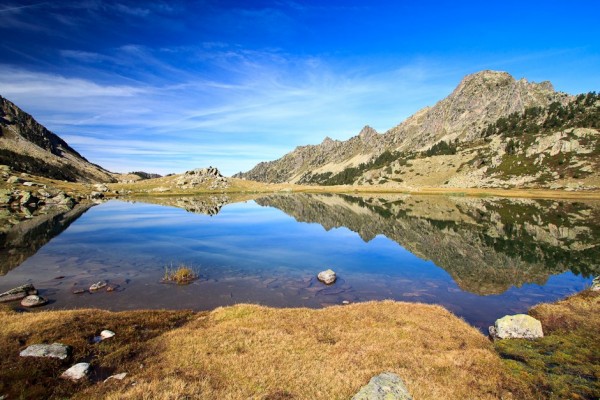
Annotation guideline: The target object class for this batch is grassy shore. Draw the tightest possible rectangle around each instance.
[1,290,598,399]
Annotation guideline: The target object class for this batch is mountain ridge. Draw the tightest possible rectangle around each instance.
[235,70,594,189]
[0,95,115,183]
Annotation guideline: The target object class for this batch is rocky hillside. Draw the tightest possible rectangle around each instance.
[237,70,599,190]
[0,96,114,183]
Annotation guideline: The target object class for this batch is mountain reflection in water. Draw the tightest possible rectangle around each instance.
[0,193,596,331]
[255,193,599,296]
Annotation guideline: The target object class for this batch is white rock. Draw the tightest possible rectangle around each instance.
[104,372,127,382]
[100,330,115,340]
[89,281,107,291]
[351,372,413,400]
[20,294,48,307]
[489,314,543,340]
[317,269,337,285]
[61,362,90,381]
[20,343,71,359]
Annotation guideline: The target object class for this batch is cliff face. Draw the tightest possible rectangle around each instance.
[255,193,599,295]
[237,70,600,189]
[0,96,115,183]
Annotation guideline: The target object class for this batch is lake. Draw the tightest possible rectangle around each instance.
[0,193,597,331]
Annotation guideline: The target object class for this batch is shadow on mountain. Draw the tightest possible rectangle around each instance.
[255,193,599,295]
[0,203,95,275]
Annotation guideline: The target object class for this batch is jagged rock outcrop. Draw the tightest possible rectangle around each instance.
[235,125,383,183]
[255,193,599,295]
[237,71,586,187]
[176,167,230,190]
[0,95,115,182]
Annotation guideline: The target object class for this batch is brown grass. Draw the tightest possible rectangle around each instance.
[0,307,194,399]
[0,302,514,400]
[86,301,511,400]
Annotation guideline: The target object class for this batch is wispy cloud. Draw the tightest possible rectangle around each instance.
[0,47,454,175]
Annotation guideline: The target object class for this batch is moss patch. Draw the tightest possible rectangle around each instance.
[494,290,600,399]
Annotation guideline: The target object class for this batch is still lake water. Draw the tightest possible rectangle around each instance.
[0,193,597,331]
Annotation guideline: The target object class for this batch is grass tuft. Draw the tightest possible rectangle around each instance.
[163,264,198,284]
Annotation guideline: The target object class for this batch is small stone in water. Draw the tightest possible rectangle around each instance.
[73,289,86,294]
[21,295,48,308]
[317,269,337,285]
[342,300,350,305]
[89,281,107,292]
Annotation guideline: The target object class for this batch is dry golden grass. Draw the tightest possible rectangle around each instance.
[88,301,513,400]
[7,297,596,399]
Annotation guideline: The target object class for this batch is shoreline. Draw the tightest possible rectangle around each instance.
[1,289,598,399]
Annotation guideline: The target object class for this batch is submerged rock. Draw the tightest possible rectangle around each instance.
[89,281,107,292]
[351,372,413,400]
[489,314,544,340]
[61,362,90,381]
[317,269,337,285]
[20,343,71,360]
[0,284,37,302]
[20,294,48,308]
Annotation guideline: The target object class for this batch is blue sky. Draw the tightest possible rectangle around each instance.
[1,1,599,175]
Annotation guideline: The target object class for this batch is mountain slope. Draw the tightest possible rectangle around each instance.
[236,70,582,186]
[0,96,114,183]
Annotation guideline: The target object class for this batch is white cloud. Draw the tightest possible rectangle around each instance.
[0,51,454,175]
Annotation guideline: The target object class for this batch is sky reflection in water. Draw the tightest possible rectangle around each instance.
[0,196,595,331]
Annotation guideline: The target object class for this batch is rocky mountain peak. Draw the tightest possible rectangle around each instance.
[237,70,577,185]
[0,95,115,182]
[358,125,378,139]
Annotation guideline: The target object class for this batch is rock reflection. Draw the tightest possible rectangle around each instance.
[0,203,95,275]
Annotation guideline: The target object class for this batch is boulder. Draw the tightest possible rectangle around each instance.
[20,343,71,360]
[90,191,104,199]
[61,362,90,381]
[489,314,543,340]
[0,284,37,302]
[7,176,22,184]
[351,372,413,400]
[317,269,337,285]
[93,184,109,192]
[20,294,48,308]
